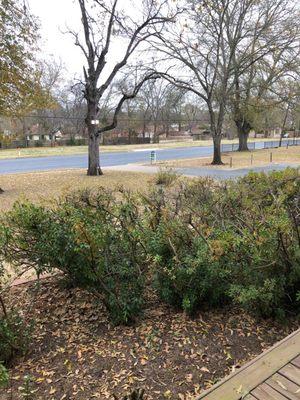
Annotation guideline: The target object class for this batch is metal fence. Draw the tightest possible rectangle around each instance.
[263,138,300,149]
[221,142,256,152]
[221,138,300,153]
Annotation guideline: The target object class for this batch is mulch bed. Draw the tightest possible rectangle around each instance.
[1,277,299,400]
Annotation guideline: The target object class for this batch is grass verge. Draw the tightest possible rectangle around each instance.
[160,146,300,169]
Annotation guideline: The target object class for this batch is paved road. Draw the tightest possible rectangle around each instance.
[0,142,267,174]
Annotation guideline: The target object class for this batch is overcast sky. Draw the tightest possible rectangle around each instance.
[28,0,83,77]
[28,0,147,83]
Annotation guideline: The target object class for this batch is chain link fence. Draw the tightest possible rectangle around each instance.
[221,138,300,153]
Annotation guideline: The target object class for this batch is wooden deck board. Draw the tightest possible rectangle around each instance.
[279,364,300,386]
[291,356,300,369]
[197,329,300,400]
[252,382,291,400]
[267,372,300,400]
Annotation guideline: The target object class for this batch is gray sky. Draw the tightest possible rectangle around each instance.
[29,0,83,76]
[28,0,145,82]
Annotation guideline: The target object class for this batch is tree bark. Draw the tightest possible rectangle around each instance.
[235,118,251,151]
[88,133,102,176]
[237,129,250,151]
[86,100,103,176]
[211,135,223,165]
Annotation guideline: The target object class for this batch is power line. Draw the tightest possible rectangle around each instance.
[6,114,209,123]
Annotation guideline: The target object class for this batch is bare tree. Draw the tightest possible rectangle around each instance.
[153,0,256,164]
[137,79,179,142]
[153,0,300,163]
[230,0,300,151]
[71,0,174,175]
[161,86,186,135]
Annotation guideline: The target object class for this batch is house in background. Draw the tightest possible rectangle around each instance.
[26,125,63,142]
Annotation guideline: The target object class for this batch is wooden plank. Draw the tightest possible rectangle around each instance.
[244,395,258,400]
[252,382,291,400]
[267,373,300,400]
[279,364,300,386]
[196,328,300,400]
[291,356,300,369]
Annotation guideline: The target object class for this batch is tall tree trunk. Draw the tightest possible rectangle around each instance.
[211,135,223,165]
[237,129,250,151]
[235,118,251,151]
[88,133,102,175]
[166,123,170,138]
[86,101,103,176]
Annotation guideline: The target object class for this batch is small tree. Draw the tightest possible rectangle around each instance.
[72,0,174,175]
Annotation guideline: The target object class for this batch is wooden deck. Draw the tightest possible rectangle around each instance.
[197,328,300,400]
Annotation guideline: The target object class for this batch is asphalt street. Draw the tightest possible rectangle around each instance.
[0,142,267,175]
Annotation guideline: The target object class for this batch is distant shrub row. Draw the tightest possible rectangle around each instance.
[0,168,299,328]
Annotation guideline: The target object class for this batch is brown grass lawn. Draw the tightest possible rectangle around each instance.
[160,146,300,169]
[0,169,154,212]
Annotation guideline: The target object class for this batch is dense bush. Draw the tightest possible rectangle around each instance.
[144,169,300,318]
[1,189,146,325]
[0,309,32,365]
[0,251,32,367]
[223,169,300,317]
[142,178,232,315]
[0,168,299,322]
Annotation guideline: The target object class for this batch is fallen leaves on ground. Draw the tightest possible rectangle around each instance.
[1,278,298,400]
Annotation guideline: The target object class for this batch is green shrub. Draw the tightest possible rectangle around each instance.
[1,168,299,322]
[1,189,147,325]
[143,180,231,315]
[144,169,300,318]
[220,169,300,317]
[0,310,32,365]
[0,243,32,366]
